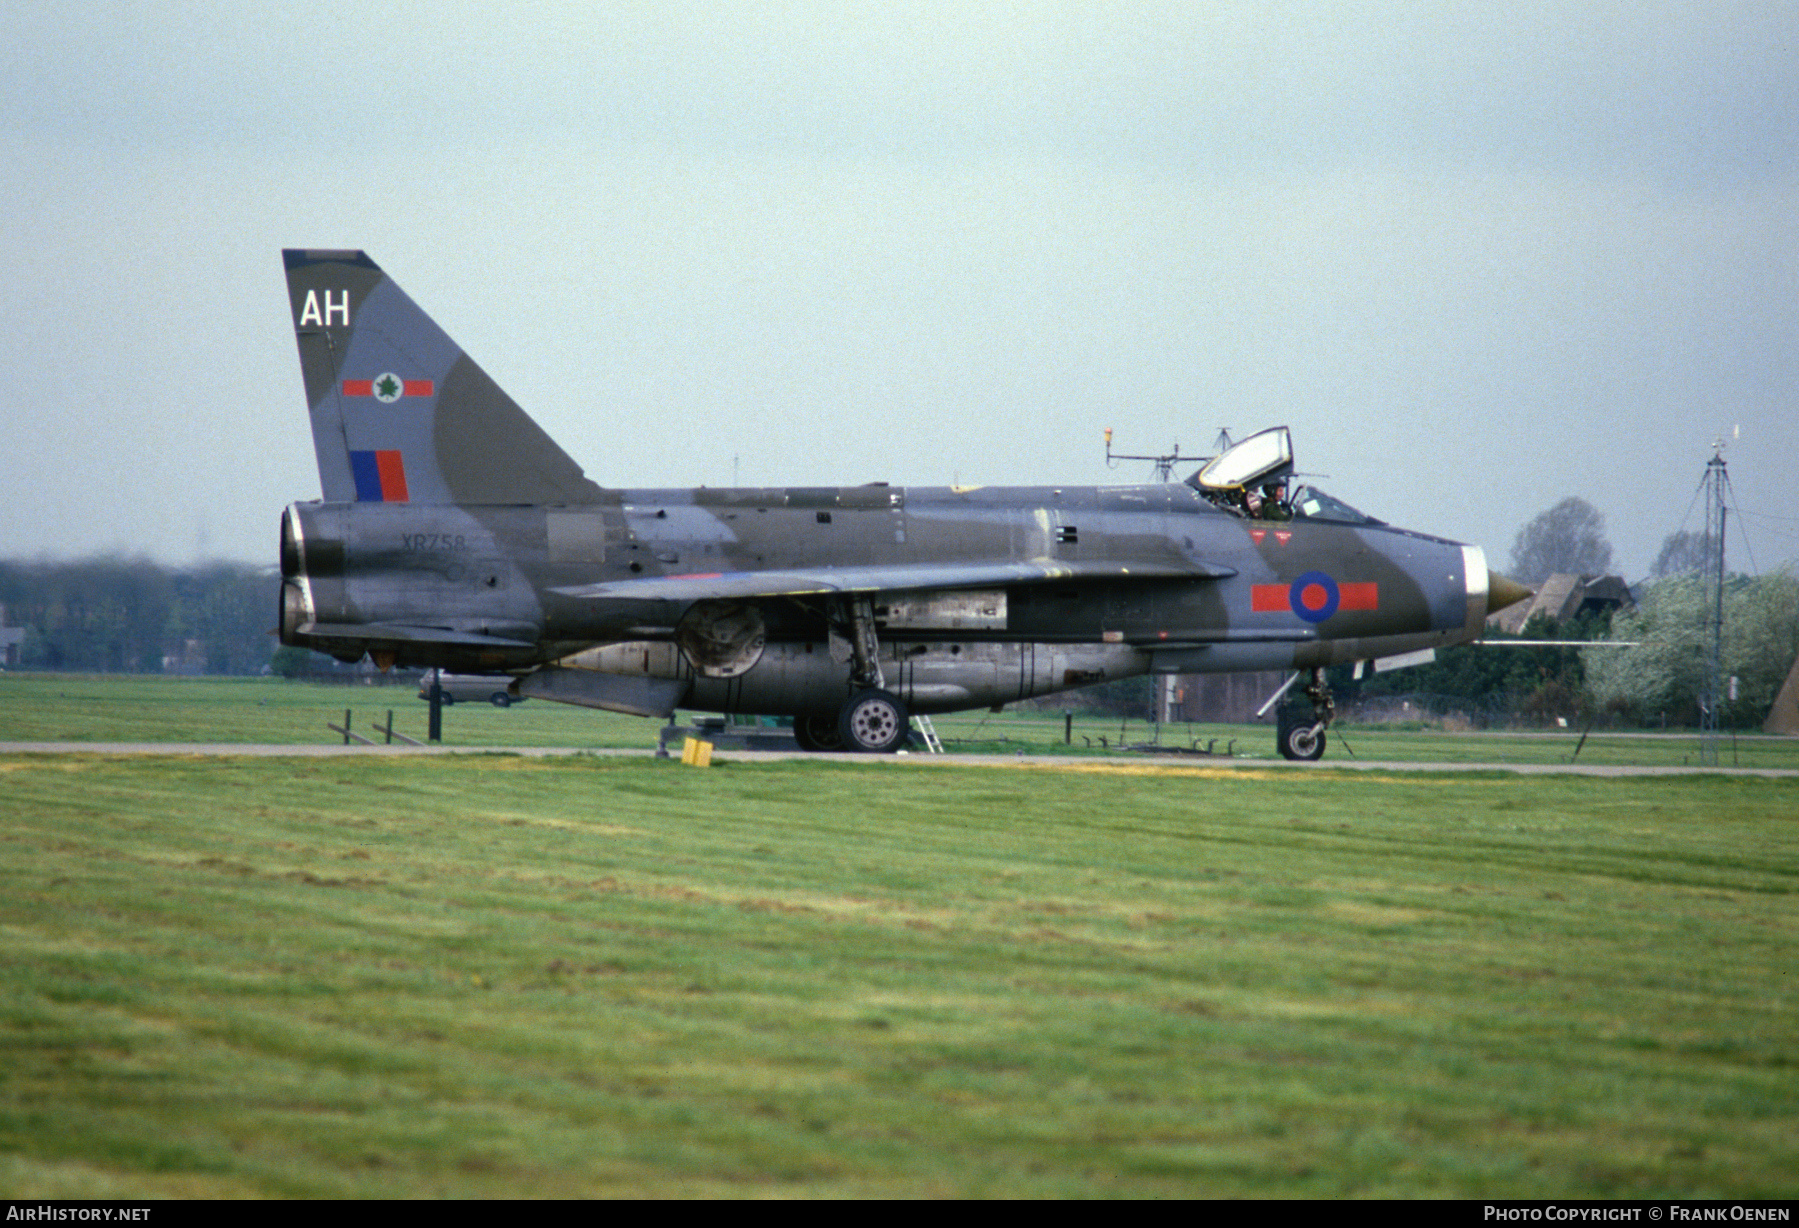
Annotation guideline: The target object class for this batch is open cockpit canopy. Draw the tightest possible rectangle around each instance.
[1187,427,1383,525]
[1191,426,1294,491]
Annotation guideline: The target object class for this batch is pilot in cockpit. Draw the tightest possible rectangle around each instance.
[1258,482,1291,521]
[1240,481,1290,521]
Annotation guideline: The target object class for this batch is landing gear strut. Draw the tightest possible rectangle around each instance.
[1277,667,1335,761]
[824,596,912,754]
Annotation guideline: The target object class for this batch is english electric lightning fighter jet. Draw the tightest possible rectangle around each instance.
[278,250,1530,759]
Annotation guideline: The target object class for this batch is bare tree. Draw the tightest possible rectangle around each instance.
[1650,529,1709,578]
[1508,497,1616,585]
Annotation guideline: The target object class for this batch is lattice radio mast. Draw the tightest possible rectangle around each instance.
[1698,446,1729,766]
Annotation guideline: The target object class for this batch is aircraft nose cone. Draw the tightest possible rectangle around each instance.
[1486,571,1533,616]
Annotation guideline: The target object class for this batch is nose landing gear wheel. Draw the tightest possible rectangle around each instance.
[1280,721,1326,761]
[1275,668,1335,761]
[838,689,909,754]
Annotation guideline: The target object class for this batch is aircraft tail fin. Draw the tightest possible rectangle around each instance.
[282,249,602,505]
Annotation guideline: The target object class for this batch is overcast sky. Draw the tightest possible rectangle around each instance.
[3,2,1794,579]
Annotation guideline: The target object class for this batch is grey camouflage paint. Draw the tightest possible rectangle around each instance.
[278,250,1522,738]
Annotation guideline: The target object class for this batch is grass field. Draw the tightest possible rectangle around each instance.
[4,672,1797,770]
[1,743,1795,1197]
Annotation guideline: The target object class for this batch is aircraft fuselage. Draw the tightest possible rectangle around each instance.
[281,477,1487,720]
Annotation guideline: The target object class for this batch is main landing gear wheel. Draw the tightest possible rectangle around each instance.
[792,713,845,752]
[838,689,909,754]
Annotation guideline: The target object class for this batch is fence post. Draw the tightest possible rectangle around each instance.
[427,676,443,743]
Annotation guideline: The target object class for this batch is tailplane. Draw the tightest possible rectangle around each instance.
[282,249,602,505]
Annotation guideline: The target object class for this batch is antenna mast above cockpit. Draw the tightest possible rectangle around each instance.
[1104,428,1229,483]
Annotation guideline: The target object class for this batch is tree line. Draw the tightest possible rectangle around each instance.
[1334,573,1799,730]
[0,557,277,675]
[1338,497,1799,729]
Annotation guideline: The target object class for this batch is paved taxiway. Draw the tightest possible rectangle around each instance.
[3,742,1796,778]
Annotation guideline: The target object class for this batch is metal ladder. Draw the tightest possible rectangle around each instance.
[914,714,944,754]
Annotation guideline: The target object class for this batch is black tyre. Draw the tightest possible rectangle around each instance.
[490,692,511,708]
[838,690,909,754]
[1279,720,1326,761]
[793,713,843,752]
[439,692,456,706]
